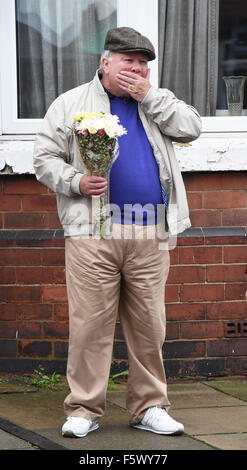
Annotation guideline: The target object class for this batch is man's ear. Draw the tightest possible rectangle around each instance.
[101,57,110,74]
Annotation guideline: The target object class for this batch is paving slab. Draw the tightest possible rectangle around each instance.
[0,389,66,430]
[1,376,247,451]
[160,382,246,409]
[0,428,36,450]
[204,379,247,403]
[195,432,247,451]
[171,406,247,437]
[108,382,247,410]
[0,375,36,394]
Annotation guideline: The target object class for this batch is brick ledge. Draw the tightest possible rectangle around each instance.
[0,227,247,240]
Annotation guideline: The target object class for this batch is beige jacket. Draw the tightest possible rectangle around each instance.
[33,72,201,236]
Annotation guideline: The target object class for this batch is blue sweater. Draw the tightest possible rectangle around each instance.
[109,95,167,225]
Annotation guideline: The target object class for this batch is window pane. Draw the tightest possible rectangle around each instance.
[158,0,247,117]
[16,0,117,119]
[217,0,247,115]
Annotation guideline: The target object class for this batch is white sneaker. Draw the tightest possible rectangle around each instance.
[62,416,99,438]
[131,406,184,435]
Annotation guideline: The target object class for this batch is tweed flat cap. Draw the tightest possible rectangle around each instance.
[104,27,156,61]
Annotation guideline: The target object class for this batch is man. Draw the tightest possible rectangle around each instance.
[33,27,201,438]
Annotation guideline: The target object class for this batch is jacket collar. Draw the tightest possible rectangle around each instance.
[92,70,108,96]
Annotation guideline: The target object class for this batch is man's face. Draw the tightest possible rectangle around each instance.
[102,51,149,97]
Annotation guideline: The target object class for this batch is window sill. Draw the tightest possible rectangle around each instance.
[174,132,247,172]
[0,138,34,174]
[0,133,247,174]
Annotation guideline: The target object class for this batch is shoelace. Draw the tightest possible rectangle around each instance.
[144,406,168,426]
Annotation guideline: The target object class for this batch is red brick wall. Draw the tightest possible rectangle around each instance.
[185,172,247,227]
[0,172,247,377]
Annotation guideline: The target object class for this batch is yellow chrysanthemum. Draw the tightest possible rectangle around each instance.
[73,111,104,122]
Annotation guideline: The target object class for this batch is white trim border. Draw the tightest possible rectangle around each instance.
[1,133,247,175]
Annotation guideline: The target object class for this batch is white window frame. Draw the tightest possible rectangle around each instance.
[0,0,158,135]
[0,0,247,136]
[0,0,42,135]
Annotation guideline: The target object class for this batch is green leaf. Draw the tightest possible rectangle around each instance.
[112,370,129,379]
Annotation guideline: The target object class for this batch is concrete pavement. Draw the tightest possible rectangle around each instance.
[0,374,247,451]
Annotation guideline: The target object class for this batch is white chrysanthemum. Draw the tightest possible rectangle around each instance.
[74,111,127,137]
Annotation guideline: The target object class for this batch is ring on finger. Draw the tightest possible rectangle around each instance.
[128,84,133,91]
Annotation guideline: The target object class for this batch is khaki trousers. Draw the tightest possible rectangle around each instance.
[63,223,171,424]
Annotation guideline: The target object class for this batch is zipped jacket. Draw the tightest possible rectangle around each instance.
[33,71,202,236]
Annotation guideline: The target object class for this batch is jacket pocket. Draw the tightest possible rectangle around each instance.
[57,193,91,227]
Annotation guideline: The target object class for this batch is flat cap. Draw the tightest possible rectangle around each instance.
[104,27,156,61]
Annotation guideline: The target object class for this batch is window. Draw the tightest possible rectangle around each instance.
[0,0,157,134]
[158,0,247,132]
[217,0,247,115]
[0,0,246,135]
[16,0,117,119]
[0,0,117,133]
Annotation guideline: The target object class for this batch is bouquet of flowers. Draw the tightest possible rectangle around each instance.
[73,111,127,236]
